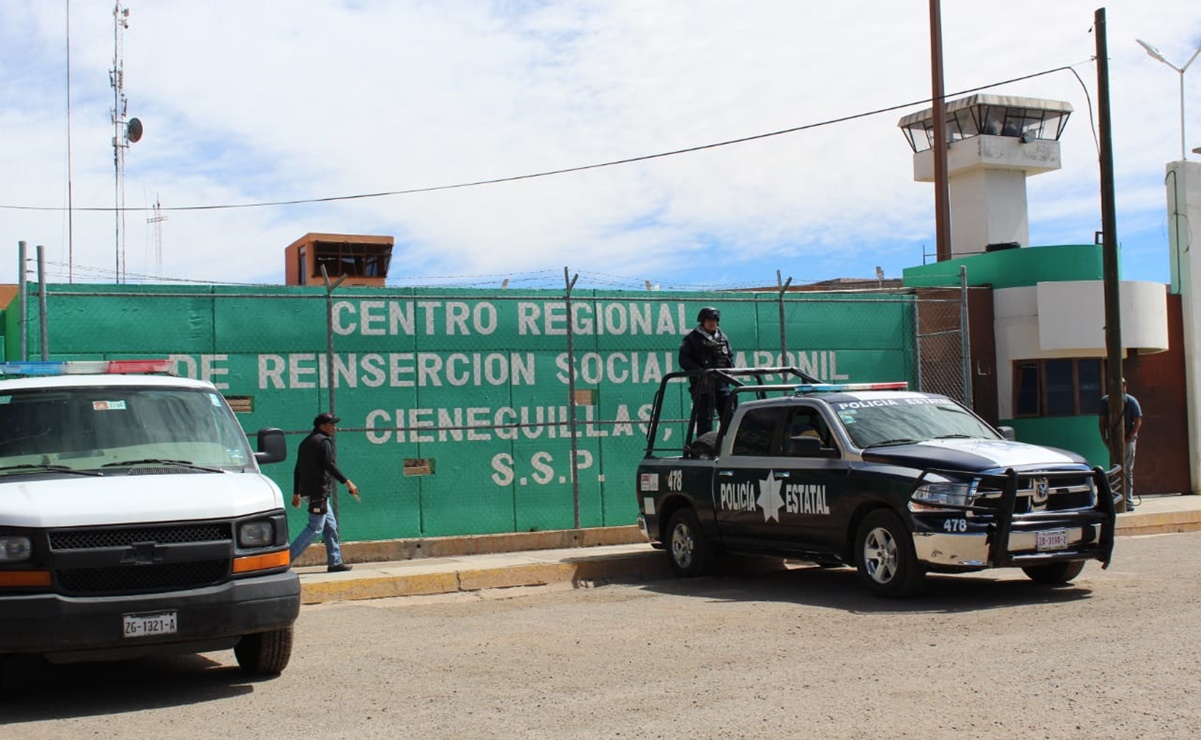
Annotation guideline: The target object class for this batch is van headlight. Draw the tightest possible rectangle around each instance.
[911,480,977,510]
[237,520,275,548]
[0,536,33,562]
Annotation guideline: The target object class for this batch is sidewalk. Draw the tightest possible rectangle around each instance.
[294,494,1201,604]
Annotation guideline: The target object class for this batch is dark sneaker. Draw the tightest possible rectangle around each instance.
[327,563,353,573]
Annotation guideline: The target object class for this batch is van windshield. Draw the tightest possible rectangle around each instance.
[0,386,253,472]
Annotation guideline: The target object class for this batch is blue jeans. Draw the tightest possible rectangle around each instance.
[1124,437,1138,504]
[289,505,344,567]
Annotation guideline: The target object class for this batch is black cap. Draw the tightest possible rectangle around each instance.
[313,413,341,427]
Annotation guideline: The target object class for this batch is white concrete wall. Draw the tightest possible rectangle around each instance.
[914,136,1062,181]
[1037,280,1168,353]
[948,169,1029,256]
[994,286,1039,419]
[914,135,1062,259]
[1168,161,1201,494]
[993,280,1168,418]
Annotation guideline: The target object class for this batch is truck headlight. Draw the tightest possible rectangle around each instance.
[237,520,275,548]
[0,536,33,562]
[911,480,977,510]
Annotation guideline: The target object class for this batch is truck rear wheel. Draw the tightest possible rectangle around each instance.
[1022,561,1085,585]
[667,508,712,578]
[235,626,294,676]
[855,510,924,598]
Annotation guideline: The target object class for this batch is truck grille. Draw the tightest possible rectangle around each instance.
[973,474,1097,515]
[1013,474,1097,513]
[47,523,234,596]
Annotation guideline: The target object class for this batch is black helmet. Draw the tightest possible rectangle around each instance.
[697,306,720,322]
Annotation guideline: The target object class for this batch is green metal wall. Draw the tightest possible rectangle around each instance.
[9,284,925,542]
[903,244,1105,289]
[1005,416,1109,470]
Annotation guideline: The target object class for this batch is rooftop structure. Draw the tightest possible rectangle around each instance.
[899,95,1073,258]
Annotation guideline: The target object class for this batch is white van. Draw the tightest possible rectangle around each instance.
[0,360,299,677]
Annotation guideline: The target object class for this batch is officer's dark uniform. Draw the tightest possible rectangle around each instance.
[678,307,735,435]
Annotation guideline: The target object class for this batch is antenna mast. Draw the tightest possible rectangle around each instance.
[110,1,130,284]
[147,195,166,279]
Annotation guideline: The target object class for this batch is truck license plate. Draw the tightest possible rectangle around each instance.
[123,611,178,638]
[1036,529,1069,552]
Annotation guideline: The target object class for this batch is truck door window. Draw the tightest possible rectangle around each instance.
[731,407,785,457]
[785,409,834,456]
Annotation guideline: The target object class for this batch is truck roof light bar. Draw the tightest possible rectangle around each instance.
[793,381,909,394]
[0,360,176,377]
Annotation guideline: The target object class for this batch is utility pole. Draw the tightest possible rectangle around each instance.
[1096,7,1128,513]
[929,0,952,262]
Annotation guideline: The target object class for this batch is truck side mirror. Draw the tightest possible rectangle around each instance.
[254,428,288,464]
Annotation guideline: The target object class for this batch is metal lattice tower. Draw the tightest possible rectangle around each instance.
[109,2,130,284]
[147,196,166,279]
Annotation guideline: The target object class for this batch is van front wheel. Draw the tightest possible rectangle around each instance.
[235,626,294,676]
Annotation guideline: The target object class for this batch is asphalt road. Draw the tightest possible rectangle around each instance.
[5,532,1201,739]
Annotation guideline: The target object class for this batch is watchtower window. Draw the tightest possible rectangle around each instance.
[311,241,392,279]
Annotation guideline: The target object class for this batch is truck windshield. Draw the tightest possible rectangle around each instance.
[832,396,1000,449]
[0,386,254,472]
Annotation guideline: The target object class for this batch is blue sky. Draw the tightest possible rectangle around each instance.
[1,1,1199,290]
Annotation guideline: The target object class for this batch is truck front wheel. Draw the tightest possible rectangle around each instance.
[235,626,294,676]
[1022,561,1085,585]
[667,508,712,578]
[855,510,924,598]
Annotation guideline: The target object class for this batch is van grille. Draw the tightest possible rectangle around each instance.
[47,522,234,596]
[57,560,230,595]
[50,524,230,550]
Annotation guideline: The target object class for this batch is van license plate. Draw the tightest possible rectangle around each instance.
[123,611,178,638]
[1036,530,1069,552]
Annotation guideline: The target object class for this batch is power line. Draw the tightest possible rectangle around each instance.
[3,63,1089,215]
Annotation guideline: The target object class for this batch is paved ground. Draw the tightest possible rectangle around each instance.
[293,493,1201,604]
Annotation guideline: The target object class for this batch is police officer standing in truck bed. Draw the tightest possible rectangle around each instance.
[678,306,735,436]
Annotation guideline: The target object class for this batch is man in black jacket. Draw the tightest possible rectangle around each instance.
[289,413,360,572]
[678,306,735,435]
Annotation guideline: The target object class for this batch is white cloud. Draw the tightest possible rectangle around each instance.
[2,0,1198,289]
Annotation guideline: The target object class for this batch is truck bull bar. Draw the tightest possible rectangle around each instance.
[910,465,1118,569]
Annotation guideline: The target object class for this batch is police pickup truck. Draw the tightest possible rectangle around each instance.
[0,360,299,679]
[636,368,1117,597]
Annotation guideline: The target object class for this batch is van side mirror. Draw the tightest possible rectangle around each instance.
[996,425,1016,441]
[254,428,288,464]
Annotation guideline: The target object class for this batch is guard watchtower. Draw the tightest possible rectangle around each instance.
[898,95,1073,258]
[284,233,393,287]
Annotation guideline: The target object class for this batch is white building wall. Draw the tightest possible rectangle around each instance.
[993,281,1168,419]
[994,287,1039,419]
[948,170,1029,256]
[1037,281,1168,353]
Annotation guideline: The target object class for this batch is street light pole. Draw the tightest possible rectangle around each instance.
[1137,38,1201,161]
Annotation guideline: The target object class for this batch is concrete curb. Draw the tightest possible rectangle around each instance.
[298,545,668,605]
